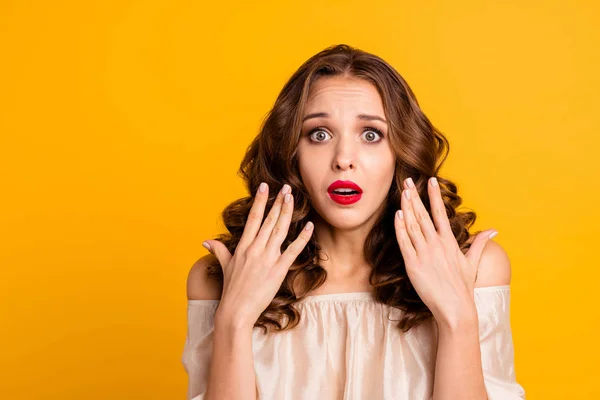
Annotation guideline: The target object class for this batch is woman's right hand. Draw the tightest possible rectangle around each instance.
[202,182,314,329]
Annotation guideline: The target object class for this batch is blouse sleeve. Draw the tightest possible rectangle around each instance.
[181,300,220,400]
[473,285,526,399]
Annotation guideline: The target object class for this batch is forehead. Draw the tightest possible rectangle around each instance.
[304,76,384,114]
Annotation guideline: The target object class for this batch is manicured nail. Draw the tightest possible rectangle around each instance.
[430,177,438,187]
[305,221,314,230]
[489,231,499,239]
[404,189,411,199]
[284,193,291,203]
[396,210,404,219]
[406,177,415,188]
[259,182,267,193]
[202,241,212,251]
[281,184,291,194]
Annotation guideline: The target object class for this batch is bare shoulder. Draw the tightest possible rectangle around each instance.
[474,239,512,288]
[186,254,223,300]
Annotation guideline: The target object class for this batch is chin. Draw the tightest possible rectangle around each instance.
[314,205,371,230]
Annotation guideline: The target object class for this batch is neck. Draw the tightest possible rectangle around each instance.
[311,213,372,281]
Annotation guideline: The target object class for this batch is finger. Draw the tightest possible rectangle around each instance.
[426,177,454,242]
[404,177,438,243]
[401,185,427,252]
[202,240,232,271]
[238,182,270,251]
[394,210,417,264]
[253,184,290,249]
[265,191,294,254]
[276,221,314,273]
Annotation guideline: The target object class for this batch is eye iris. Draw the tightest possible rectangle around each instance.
[366,132,375,141]
[316,131,326,141]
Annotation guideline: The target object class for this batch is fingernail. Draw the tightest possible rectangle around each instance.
[305,221,314,230]
[259,182,267,193]
[430,177,438,187]
[281,184,291,194]
[284,193,291,203]
[404,189,411,199]
[489,231,498,239]
[396,210,404,219]
[202,241,212,251]
[406,177,415,188]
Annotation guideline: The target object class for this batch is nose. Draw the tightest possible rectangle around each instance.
[332,136,356,171]
[334,159,354,171]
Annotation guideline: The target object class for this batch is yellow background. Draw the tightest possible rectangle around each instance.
[1,1,598,399]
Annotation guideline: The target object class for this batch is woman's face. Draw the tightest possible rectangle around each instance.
[297,75,396,230]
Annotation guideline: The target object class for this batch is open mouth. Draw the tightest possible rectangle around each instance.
[331,189,361,196]
[327,180,363,205]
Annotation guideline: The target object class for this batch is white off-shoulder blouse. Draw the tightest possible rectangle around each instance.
[181,285,525,400]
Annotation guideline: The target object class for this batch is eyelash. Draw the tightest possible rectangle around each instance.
[306,126,385,144]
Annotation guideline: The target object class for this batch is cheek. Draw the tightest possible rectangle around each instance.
[297,154,320,191]
[299,162,320,187]
[298,143,327,174]
[366,150,395,176]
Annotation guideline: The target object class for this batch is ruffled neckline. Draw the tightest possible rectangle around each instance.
[187,285,510,305]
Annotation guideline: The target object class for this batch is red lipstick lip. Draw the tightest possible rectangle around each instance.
[327,180,363,205]
[327,180,363,193]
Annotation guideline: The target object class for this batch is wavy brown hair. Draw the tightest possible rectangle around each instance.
[206,44,480,334]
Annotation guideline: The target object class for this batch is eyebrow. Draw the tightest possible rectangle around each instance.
[302,112,387,124]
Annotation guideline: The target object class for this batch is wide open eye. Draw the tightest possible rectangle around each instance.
[361,127,384,143]
[308,127,332,143]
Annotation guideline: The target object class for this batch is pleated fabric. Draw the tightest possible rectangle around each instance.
[181,285,525,400]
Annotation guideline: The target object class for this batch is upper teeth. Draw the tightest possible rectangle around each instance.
[334,188,355,192]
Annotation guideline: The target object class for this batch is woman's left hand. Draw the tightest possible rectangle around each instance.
[394,176,498,328]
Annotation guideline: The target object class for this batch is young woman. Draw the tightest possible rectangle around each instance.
[181,44,526,400]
